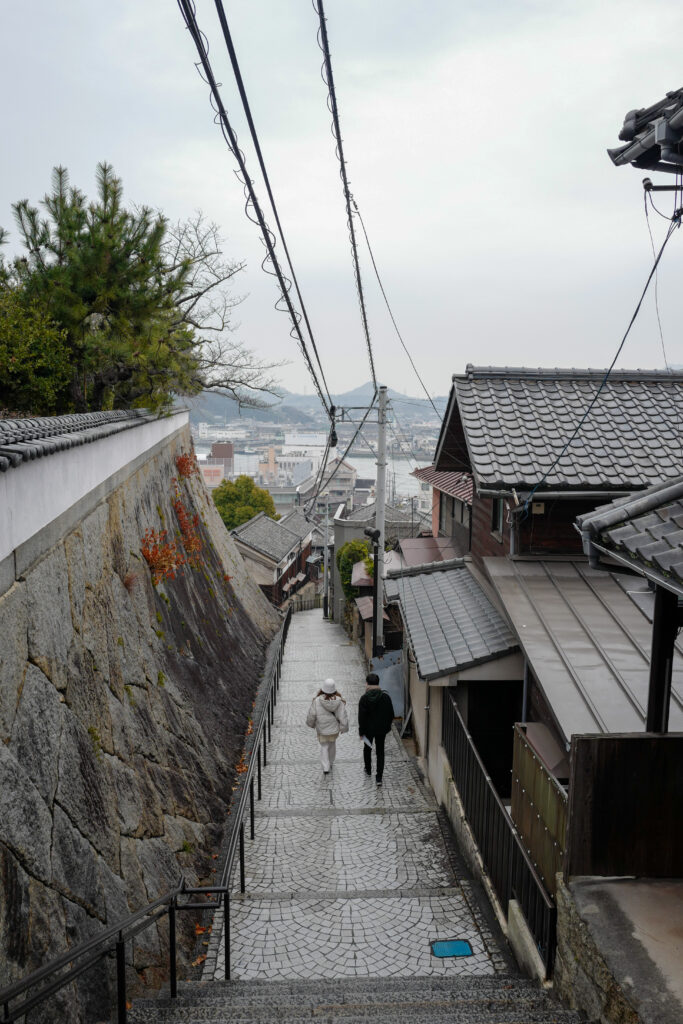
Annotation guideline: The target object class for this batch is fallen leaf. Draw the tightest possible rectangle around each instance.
[195,924,207,935]
[191,954,207,967]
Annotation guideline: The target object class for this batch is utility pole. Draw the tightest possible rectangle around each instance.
[323,495,330,619]
[375,386,387,655]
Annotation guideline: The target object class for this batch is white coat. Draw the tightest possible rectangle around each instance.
[306,694,349,744]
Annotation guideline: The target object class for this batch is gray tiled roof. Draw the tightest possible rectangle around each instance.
[435,366,683,494]
[577,477,683,596]
[279,510,313,541]
[0,411,155,473]
[347,501,426,525]
[232,512,301,562]
[385,564,517,680]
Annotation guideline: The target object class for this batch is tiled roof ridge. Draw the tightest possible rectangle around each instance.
[0,410,156,473]
[577,476,683,537]
[455,365,683,382]
[386,557,466,580]
[231,511,303,560]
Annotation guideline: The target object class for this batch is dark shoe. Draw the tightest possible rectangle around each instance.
[376,777,383,787]
[364,767,372,776]
[323,770,329,775]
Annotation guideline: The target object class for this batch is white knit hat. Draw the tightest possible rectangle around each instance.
[321,678,337,695]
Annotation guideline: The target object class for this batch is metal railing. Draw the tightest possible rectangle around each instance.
[442,691,557,975]
[289,594,323,613]
[0,607,291,1024]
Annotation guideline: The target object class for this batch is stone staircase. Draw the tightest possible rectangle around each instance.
[130,975,584,1023]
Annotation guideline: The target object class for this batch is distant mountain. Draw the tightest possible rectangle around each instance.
[185,390,317,426]
[186,383,447,427]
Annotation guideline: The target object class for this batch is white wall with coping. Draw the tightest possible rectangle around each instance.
[0,412,188,582]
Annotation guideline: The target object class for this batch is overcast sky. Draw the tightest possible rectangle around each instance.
[2,1,682,399]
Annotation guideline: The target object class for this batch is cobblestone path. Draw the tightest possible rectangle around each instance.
[202,611,508,982]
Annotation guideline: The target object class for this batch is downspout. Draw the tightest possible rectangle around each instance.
[424,678,430,762]
[521,659,529,724]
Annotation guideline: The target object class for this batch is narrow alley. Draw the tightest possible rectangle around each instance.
[132,610,582,1022]
[205,609,505,981]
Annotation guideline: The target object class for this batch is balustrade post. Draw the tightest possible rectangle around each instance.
[239,823,245,894]
[250,778,255,840]
[224,891,231,981]
[169,899,177,999]
[116,933,127,1024]
[257,743,262,800]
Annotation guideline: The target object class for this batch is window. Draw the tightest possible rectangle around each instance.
[491,498,504,537]
[439,492,448,535]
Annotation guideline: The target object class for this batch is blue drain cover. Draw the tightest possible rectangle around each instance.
[431,939,473,958]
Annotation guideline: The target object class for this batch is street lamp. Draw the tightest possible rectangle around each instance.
[364,526,383,658]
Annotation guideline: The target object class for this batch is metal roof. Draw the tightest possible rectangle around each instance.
[411,466,473,504]
[232,512,302,563]
[434,365,683,495]
[577,477,683,597]
[484,557,683,740]
[354,596,389,622]
[0,411,156,472]
[385,563,518,681]
[399,537,465,566]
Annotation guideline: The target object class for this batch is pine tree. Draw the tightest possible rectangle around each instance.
[2,164,280,413]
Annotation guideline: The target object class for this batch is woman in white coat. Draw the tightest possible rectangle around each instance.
[306,678,349,774]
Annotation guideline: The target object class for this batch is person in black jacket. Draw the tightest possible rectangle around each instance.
[358,672,394,786]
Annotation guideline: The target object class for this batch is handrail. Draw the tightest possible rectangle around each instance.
[442,691,556,973]
[0,607,292,1023]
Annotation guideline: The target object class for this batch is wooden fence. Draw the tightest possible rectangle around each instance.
[510,725,567,896]
[566,733,683,878]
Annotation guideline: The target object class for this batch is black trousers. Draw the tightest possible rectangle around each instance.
[363,732,386,780]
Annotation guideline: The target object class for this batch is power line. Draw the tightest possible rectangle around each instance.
[313,0,377,390]
[176,0,332,420]
[523,209,682,514]
[304,396,378,514]
[211,0,332,408]
[352,201,440,417]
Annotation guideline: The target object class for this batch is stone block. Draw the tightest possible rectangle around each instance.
[25,545,73,692]
[10,662,63,805]
[56,714,119,871]
[50,804,104,917]
[0,581,28,742]
[0,743,52,883]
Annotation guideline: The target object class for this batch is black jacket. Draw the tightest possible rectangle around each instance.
[358,687,394,737]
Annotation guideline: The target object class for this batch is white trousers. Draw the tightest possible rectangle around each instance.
[320,738,337,772]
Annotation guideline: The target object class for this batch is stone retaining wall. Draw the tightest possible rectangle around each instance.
[0,425,279,1021]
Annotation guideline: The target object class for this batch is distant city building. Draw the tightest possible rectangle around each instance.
[200,463,225,490]
[196,422,248,441]
[205,440,234,483]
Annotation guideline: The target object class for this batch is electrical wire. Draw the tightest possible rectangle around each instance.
[352,201,440,417]
[644,192,668,369]
[304,396,378,514]
[522,209,682,514]
[211,0,332,409]
[176,0,332,419]
[312,0,377,390]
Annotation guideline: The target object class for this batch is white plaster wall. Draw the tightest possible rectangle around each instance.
[0,412,187,563]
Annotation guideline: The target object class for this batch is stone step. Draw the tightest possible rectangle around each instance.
[129,976,584,1023]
